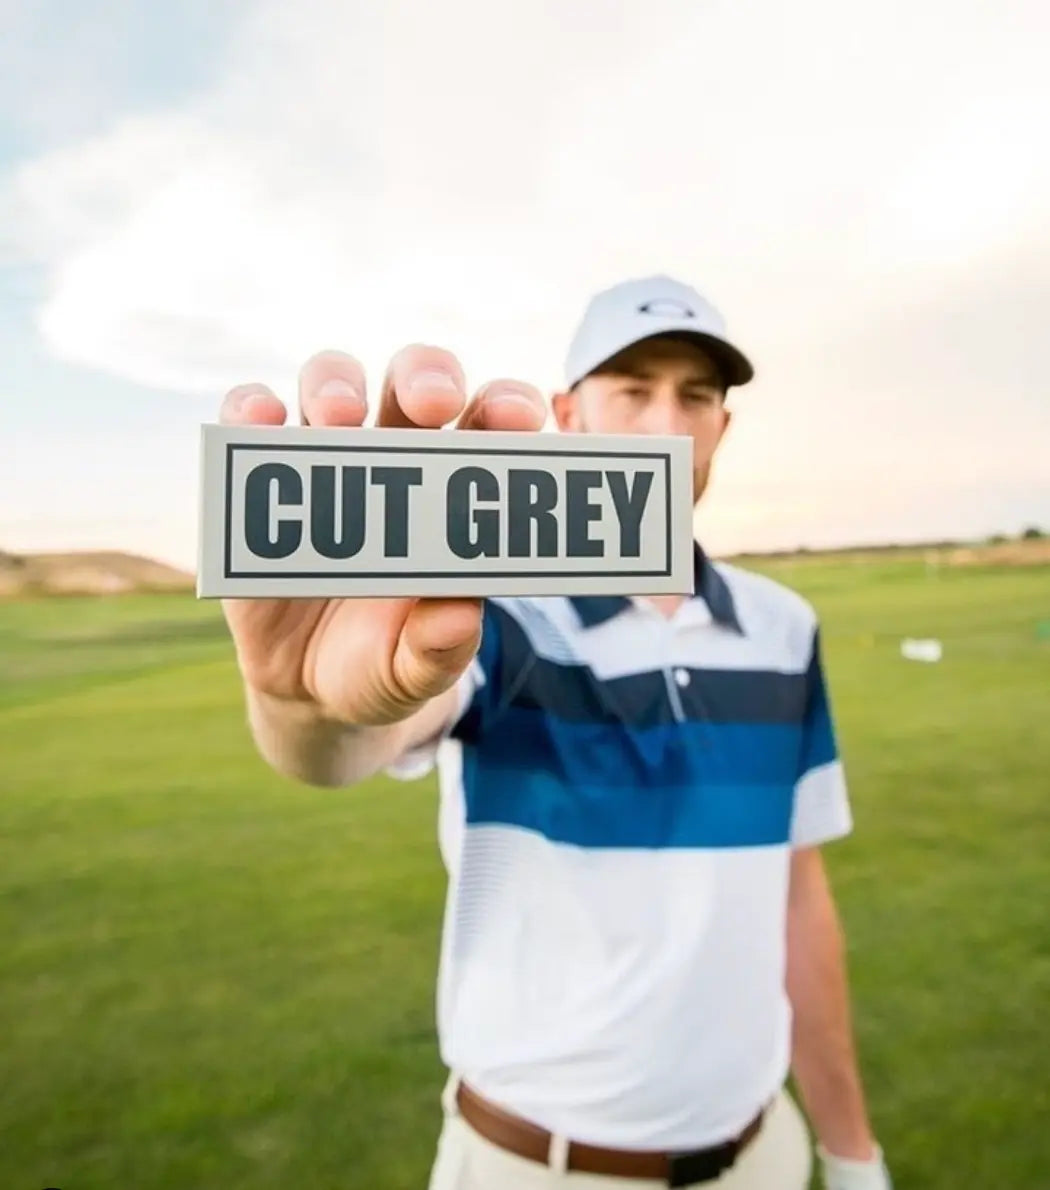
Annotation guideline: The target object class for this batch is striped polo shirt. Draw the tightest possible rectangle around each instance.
[390,545,852,1150]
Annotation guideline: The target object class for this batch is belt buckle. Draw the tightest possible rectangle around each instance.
[667,1141,736,1187]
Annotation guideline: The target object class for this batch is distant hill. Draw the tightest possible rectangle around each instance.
[728,536,1050,568]
[0,549,194,598]
[2,532,1045,600]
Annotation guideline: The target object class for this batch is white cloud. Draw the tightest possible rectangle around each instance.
[3,0,1049,555]
[5,0,1045,393]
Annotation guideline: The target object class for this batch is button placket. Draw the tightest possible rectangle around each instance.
[661,622,687,723]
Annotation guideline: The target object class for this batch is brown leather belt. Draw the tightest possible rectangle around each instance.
[455,1081,766,1187]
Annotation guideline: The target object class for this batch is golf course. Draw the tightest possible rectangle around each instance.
[2,545,1048,1189]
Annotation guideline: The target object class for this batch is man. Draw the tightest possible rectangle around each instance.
[218,275,892,1189]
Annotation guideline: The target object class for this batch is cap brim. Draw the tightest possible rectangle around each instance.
[655,330,754,388]
[569,324,754,389]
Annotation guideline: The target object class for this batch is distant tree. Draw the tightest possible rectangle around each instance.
[1021,526,1046,540]
[988,533,1009,545]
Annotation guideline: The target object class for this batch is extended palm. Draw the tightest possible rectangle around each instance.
[218,345,544,726]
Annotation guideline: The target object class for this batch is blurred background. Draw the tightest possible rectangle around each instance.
[2,1,1048,1187]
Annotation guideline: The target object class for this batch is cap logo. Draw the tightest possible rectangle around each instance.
[638,298,694,319]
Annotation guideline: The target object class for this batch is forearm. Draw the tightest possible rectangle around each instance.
[786,849,876,1160]
[244,682,458,787]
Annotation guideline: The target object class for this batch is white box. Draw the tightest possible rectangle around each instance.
[197,423,695,598]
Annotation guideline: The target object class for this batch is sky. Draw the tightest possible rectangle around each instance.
[2,0,1048,572]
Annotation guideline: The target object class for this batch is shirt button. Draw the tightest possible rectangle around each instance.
[674,668,691,688]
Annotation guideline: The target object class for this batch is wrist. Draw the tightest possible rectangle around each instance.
[818,1135,878,1162]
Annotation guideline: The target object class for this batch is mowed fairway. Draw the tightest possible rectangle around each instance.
[2,556,1048,1189]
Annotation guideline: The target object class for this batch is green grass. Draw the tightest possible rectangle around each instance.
[2,562,1049,1189]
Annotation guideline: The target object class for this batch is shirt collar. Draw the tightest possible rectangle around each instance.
[569,543,744,634]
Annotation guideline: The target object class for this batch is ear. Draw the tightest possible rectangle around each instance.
[720,403,733,439]
[551,389,580,432]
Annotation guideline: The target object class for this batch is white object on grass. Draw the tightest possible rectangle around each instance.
[900,638,943,663]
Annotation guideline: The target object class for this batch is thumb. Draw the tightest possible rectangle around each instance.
[391,598,483,705]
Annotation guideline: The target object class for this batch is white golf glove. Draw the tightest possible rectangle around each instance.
[818,1143,892,1190]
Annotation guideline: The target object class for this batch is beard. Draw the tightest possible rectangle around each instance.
[693,462,713,505]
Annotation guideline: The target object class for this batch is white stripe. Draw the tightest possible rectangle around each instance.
[791,760,852,846]
[496,594,813,680]
[492,597,582,665]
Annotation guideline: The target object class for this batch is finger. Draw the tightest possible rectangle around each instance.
[455,379,547,432]
[220,383,288,426]
[392,597,484,702]
[378,344,467,429]
[298,349,369,427]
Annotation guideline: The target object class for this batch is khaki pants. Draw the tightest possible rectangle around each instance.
[427,1083,813,1190]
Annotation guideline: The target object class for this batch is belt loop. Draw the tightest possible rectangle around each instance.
[441,1071,462,1118]
[548,1132,570,1174]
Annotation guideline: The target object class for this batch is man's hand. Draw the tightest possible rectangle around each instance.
[218,344,545,781]
[819,1144,893,1190]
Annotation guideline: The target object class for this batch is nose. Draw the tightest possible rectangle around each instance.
[640,393,691,437]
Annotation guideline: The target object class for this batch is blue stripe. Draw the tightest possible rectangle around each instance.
[801,699,836,773]
[463,759,794,850]
[461,710,800,849]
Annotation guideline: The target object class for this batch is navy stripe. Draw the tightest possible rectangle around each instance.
[453,602,529,741]
[510,656,808,727]
[800,629,838,773]
[461,710,800,849]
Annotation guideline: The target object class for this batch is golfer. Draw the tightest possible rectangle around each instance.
[218,274,893,1189]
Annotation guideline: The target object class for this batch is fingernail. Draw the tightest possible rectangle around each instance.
[408,370,460,397]
[317,377,363,403]
[485,390,541,412]
[242,393,274,414]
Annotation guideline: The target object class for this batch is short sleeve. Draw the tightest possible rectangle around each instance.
[384,601,506,781]
[790,626,853,846]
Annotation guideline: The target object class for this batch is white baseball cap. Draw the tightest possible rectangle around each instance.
[563,274,754,390]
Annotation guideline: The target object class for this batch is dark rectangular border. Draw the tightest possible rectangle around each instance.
[223,442,674,580]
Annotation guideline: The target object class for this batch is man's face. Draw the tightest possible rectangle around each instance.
[552,336,732,503]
